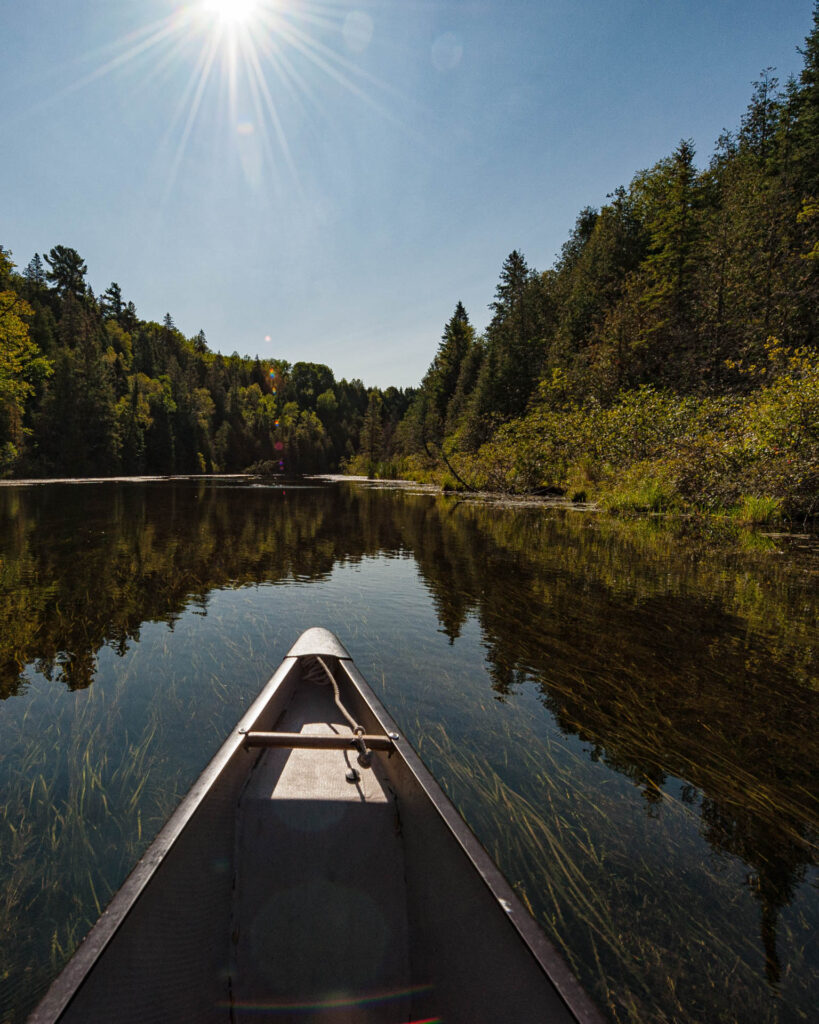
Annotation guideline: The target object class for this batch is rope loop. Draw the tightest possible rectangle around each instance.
[313,657,373,768]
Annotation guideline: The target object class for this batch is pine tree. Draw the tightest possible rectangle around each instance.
[702,73,793,370]
[420,302,475,443]
[551,190,646,381]
[643,141,701,322]
[121,301,138,332]
[445,338,485,432]
[359,391,384,473]
[117,377,148,472]
[739,69,780,162]
[794,1,819,195]
[24,254,46,287]
[101,282,124,320]
[44,246,88,299]
[480,250,546,419]
[635,140,704,383]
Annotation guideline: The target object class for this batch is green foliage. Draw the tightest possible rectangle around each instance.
[43,245,87,300]
[402,340,818,519]
[733,495,784,524]
[0,245,386,478]
[359,390,384,463]
[604,468,679,515]
[0,253,53,473]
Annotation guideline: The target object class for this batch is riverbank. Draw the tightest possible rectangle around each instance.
[0,474,251,487]
[347,341,819,527]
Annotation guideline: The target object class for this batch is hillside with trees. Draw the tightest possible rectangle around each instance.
[0,245,413,478]
[353,6,819,521]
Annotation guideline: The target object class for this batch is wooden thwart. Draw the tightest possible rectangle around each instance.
[242,730,395,751]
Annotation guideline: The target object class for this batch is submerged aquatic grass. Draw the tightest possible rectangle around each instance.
[419,717,815,1024]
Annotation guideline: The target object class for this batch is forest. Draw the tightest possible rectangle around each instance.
[1,6,818,517]
[0,248,412,478]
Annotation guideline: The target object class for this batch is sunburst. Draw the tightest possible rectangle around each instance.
[66,0,396,200]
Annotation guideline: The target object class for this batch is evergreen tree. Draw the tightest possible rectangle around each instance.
[359,391,384,472]
[145,376,177,473]
[24,254,46,287]
[642,141,701,322]
[739,69,780,162]
[635,140,704,383]
[117,377,148,473]
[44,245,87,299]
[794,2,819,196]
[101,282,124,320]
[555,207,599,275]
[475,250,547,421]
[37,328,118,475]
[551,190,647,385]
[445,337,485,431]
[425,302,474,433]
[121,301,138,332]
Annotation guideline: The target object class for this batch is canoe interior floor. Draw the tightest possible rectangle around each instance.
[231,677,413,1023]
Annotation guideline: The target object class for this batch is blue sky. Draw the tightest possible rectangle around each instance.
[2,0,815,387]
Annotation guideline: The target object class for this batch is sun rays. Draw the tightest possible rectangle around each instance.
[70,1,395,200]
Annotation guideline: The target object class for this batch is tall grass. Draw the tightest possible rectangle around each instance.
[733,495,784,525]
[417,718,814,1024]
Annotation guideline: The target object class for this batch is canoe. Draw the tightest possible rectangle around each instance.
[30,627,605,1024]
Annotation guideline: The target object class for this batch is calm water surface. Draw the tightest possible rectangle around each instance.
[0,479,817,1023]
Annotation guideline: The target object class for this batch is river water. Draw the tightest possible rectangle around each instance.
[0,478,816,1023]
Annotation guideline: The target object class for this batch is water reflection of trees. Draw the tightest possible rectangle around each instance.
[0,482,403,697]
[407,501,818,1003]
[1,481,816,1000]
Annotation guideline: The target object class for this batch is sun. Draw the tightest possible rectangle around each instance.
[70,0,392,200]
[199,0,262,28]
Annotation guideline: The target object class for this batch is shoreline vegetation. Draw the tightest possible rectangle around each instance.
[344,337,819,526]
[2,8,818,527]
